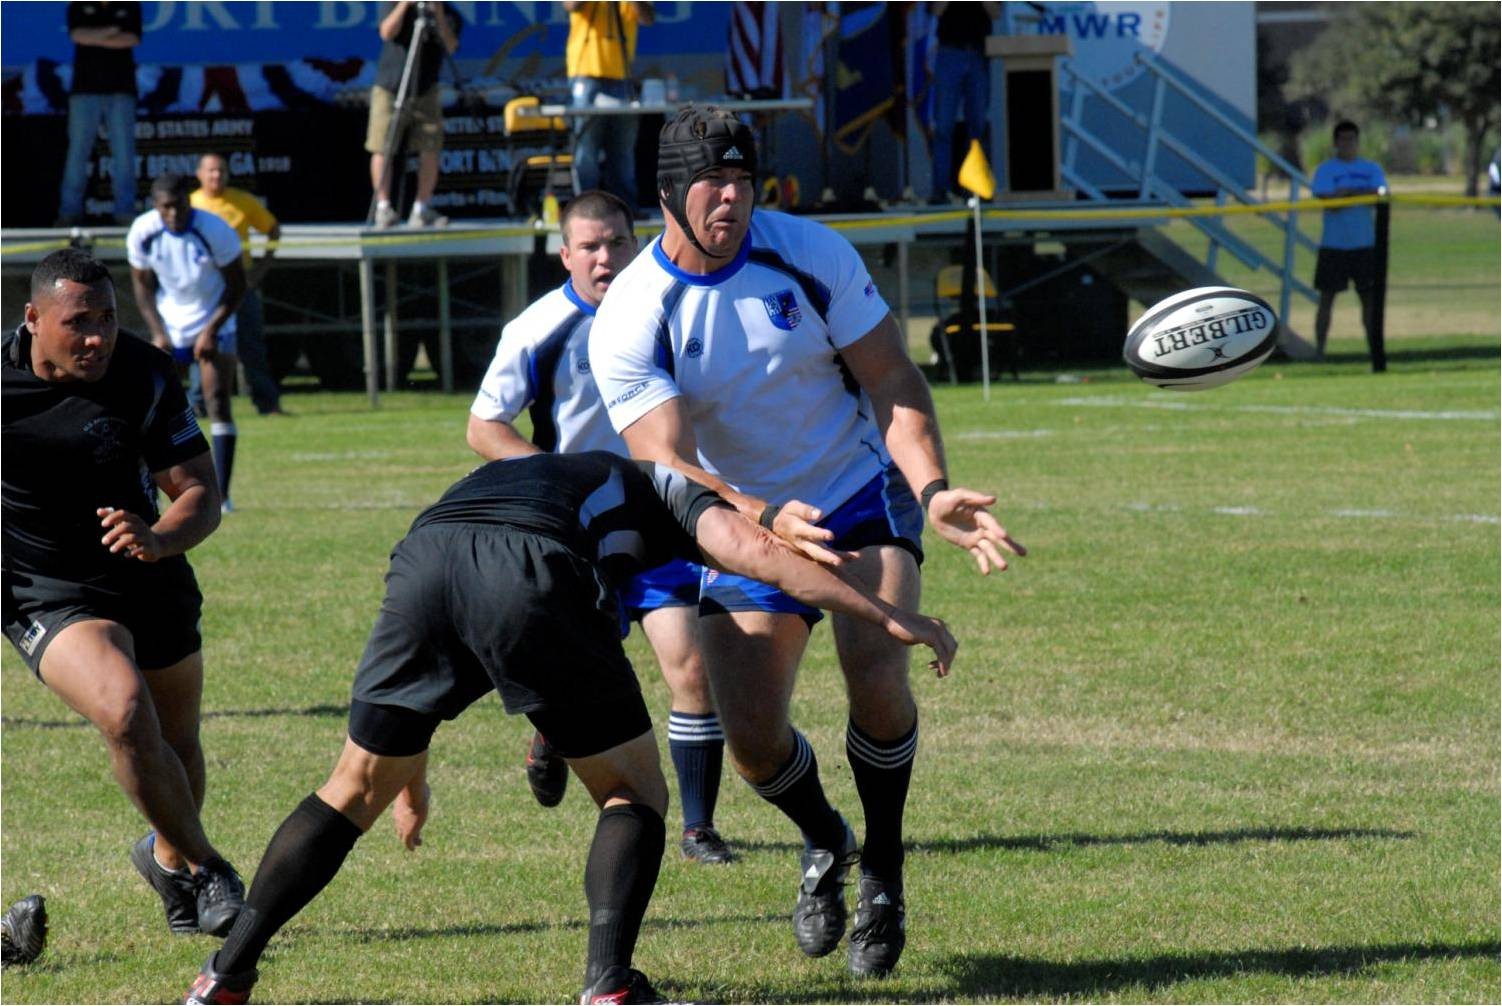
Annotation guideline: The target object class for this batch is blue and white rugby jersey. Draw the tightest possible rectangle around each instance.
[470,280,624,453]
[590,210,893,511]
[125,208,242,348]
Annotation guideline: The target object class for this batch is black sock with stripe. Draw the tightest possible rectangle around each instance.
[846,716,918,879]
[750,728,846,852]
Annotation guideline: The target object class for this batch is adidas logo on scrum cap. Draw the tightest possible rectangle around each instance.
[722,146,744,161]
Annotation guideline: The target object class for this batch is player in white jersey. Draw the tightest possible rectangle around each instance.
[468,190,736,865]
[128,173,247,513]
[591,106,1025,977]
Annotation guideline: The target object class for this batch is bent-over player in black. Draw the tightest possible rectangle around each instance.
[3,248,246,939]
[184,451,957,1005]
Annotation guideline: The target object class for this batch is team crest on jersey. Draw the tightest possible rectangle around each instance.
[577,357,591,374]
[763,289,801,331]
[83,416,128,464]
[684,338,704,358]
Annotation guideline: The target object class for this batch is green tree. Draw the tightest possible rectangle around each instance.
[1288,2,1500,195]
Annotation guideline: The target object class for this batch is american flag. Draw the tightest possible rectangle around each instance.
[726,2,787,99]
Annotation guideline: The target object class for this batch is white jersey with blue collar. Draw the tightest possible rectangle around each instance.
[470,280,624,453]
[590,209,893,510]
[125,208,243,346]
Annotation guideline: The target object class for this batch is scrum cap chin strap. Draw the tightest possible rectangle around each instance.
[656,104,759,259]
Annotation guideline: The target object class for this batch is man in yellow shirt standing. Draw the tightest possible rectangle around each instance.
[564,1,654,213]
[191,153,285,416]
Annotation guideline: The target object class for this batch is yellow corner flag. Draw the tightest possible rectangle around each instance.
[957,139,996,200]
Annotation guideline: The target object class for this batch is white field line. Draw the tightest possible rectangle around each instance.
[1054,396,1499,422]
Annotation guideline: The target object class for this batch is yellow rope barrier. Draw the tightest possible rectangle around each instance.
[2,193,1495,258]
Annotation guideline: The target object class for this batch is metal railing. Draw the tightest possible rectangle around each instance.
[1059,51,1320,327]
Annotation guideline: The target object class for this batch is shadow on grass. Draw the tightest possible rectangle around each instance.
[743,939,1501,1003]
[335,910,787,943]
[728,825,1415,857]
[1,704,350,729]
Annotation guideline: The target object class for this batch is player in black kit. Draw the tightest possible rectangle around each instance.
[184,451,958,1006]
[2,249,246,938]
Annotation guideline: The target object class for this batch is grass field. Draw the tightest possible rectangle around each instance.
[2,207,1498,1004]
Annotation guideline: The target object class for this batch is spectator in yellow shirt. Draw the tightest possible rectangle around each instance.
[191,153,286,415]
[564,1,654,212]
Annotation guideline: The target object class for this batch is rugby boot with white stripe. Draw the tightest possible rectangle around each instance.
[847,873,906,977]
[792,818,859,957]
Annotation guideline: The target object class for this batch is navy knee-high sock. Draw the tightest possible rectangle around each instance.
[749,728,846,852]
[216,794,363,975]
[583,803,666,987]
[667,711,724,832]
[846,716,918,879]
[210,421,237,500]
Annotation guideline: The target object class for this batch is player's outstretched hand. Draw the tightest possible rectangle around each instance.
[927,488,1026,575]
[882,608,957,677]
[393,778,430,852]
[97,507,165,562]
[771,499,858,566]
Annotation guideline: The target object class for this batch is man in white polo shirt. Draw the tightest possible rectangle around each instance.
[467,189,737,866]
[128,173,247,512]
[590,106,1025,978]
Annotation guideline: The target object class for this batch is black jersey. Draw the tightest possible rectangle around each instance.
[412,451,729,588]
[2,325,207,580]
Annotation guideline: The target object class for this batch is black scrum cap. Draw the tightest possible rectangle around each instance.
[656,105,758,258]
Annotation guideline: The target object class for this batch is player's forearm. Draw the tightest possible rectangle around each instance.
[134,294,170,345]
[152,482,221,555]
[871,369,948,495]
[622,422,763,517]
[466,416,541,461]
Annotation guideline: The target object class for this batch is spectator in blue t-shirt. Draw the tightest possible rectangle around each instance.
[1310,120,1388,369]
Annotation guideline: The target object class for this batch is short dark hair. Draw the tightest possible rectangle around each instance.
[1333,120,1360,140]
[151,173,193,200]
[197,151,229,169]
[561,189,634,243]
[31,248,114,300]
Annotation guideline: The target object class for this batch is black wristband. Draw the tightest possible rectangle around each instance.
[758,504,782,530]
[920,479,949,511]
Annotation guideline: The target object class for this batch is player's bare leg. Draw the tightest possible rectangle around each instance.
[201,353,239,511]
[700,611,857,957]
[830,544,922,976]
[1314,290,1337,359]
[142,651,208,867]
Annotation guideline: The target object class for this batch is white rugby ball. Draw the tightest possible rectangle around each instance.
[1124,287,1278,390]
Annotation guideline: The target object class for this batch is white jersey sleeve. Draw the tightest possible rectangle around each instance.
[792,218,892,349]
[125,214,153,271]
[589,245,684,435]
[471,314,542,423]
[198,211,244,268]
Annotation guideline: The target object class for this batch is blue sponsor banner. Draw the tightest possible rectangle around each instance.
[1,2,728,68]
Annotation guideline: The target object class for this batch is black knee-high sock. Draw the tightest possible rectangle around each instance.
[749,728,846,853]
[846,716,918,879]
[667,711,724,832]
[210,421,237,499]
[583,804,666,987]
[217,794,363,974]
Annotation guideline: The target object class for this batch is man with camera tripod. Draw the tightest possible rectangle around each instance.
[368,1,462,228]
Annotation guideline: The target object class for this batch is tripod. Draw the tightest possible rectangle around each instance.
[367,2,438,226]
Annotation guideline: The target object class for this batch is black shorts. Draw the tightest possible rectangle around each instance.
[2,558,203,677]
[1314,247,1377,293]
[348,523,651,760]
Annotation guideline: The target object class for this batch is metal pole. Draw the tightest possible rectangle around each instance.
[972,196,990,401]
[359,255,379,407]
[384,260,399,393]
[437,257,453,392]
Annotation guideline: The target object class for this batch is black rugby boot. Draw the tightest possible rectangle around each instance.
[792,818,859,957]
[130,832,199,934]
[680,827,735,864]
[580,965,662,1004]
[847,873,906,977]
[0,894,47,968]
[193,858,246,938]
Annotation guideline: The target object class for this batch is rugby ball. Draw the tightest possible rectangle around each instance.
[1124,287,1278,390]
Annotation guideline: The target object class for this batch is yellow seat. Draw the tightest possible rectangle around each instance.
[501,96,575,218]
[932,263,1018,383]
[935,263,997,300]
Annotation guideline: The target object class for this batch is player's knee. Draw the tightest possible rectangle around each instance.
[93,688,159,752]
